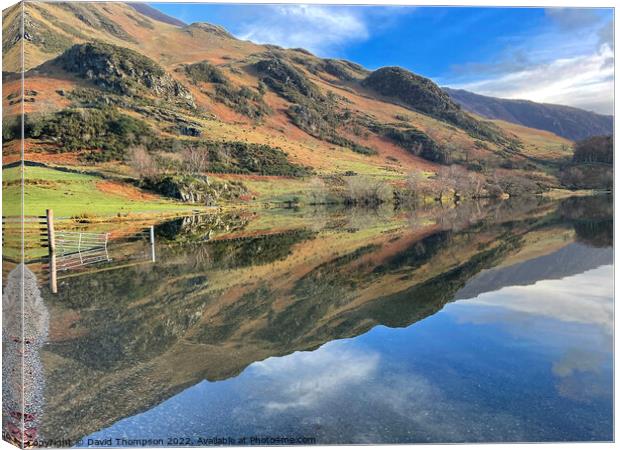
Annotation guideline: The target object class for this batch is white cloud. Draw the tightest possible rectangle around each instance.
[457,265,613,335]
[242,341,530,442]
[250,341,379,411]
[236,5,369,55]
[450,44,614,114]
[446,12,614,115]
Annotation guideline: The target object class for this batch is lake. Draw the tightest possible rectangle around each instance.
[2,195,613,445]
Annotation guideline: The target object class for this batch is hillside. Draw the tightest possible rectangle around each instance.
[444,87,613,141]
[1,2,585,216]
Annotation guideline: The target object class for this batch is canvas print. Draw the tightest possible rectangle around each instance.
[1,1,614,447]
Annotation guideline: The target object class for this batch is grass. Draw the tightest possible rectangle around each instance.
[2,166,199,217]
[489,119,572,161]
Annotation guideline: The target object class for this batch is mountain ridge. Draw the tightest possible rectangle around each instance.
[125,2,186,27]
[444,87,613,141]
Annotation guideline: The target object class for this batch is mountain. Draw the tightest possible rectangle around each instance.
[126,2,186,27]
[1,2,585,213]
[444,87,613,141]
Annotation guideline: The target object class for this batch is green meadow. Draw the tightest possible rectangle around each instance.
[2,166,198,218]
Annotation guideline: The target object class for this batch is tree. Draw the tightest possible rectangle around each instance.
[128,146,159,178]
[406,171,433,199]
[572,135,613,165]
[435,166,456,199]
[308,177,328,205]
[344,176,392,206]
[182,146,209,174]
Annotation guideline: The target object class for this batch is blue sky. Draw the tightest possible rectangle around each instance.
[151,4,614,114]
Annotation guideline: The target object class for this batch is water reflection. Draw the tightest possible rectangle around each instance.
[83,268,613,444]
[2,195,613,445]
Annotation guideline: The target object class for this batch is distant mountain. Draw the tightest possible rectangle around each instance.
[126,3,186,27]
[444,88,613,141]
[454,242,612,301]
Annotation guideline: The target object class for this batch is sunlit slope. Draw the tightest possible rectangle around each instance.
[2,1,572,191]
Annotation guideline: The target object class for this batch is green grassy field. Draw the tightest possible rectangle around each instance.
[2,166,198,217]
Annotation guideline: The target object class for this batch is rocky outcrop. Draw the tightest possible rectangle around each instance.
[362,67,504,142]
[143,175,249,205]
[322,59,357,81]
[55,42,195,107]
[254,56,323,102]
[3,7,72,55]
[184,22,235,39]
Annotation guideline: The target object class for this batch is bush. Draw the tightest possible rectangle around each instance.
[2,116,20,141]
[184,61,228,84]
[24,108,159,161]
[161,140,312,177]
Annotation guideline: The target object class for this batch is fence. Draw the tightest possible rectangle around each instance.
[2,210,156,294]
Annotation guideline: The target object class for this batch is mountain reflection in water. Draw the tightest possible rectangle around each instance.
[4,195,612,445]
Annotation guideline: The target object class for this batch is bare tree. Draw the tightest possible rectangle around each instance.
[435,165,485,199]
[450,165,472,198]
[468,172,486,198]
[435,166,456,199]
[182,146,209,174]
[406,171,433,199]
[128,146,159,178]
[345,176,392,206]
[308,177,328,205]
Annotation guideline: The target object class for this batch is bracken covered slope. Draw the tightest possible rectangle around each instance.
[2,1,575,205]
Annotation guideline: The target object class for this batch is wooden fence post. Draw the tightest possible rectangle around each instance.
[46,209,57,294]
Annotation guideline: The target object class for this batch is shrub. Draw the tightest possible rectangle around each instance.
[24,108,159,161]
[161,140,312,177]
[184,61,228,84]
[2,116,20,141]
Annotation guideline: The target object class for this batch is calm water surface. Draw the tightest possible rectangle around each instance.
[2,196,613,445]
